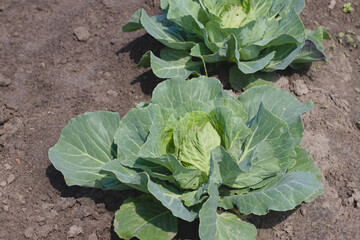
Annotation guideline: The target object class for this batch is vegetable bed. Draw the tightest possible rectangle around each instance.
[0,0,359,239]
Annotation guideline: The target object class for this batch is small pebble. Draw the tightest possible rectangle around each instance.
[24,227,34,239]
[67,225,83,238]
[300,208,306,216]
[18,194,26,205]
[0,74,12,87]
[4,164,12,170]
[0,181,6,187]
[107,90,118,97]
[352,190,360,203]
[42,203,55,210]
[328,0,336,9]
[74,27,91,42]
[103,72,111,79]
[7,174,15,184]
[0,4,8,11]
[343,196,355,206]
[292,79,309,96]
[88,233,98,240]
[101,0,117,8]
[275,76,289,90]
[37,225,54,238]
[346,182,356,189]
[3,205,9,211]
[36,216,46,223]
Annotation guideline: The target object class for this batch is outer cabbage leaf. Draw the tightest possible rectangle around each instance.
[219,171,323,215]
[215,213,257,240]
[209,105,250,151]
[238,85,313,145]
[123,9,196,50]
[151,76,229,109]
[48,111,127,190]
[238,104,296,169]
[114,195,178,240]
[102,160,199,222]
[288,146,322,181]
[138,48,203,79]
[198,154,221,240]
[288,146,323,202]
[167,0,209,37]
[114,104,166,163]
[199,147,258,240]
[229,66,277,91]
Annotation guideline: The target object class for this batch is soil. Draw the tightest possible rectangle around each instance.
[0,0,359,239]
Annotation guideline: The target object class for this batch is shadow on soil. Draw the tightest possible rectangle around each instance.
[250,209,297,229]
[116,34,163,95]
[131,70,162,95]
[46,165,138,239]
[116,34,162,63]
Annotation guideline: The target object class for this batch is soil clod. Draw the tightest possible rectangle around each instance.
[67,225,84,238]
[74,27,91,42]
[0,74,11,87]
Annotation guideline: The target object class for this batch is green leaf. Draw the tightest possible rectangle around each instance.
[199,151,257,240]
[114,105,161,163]
[265,42,305,71]
[215,213,257,240]
[180,181,209,207]
[125,9,196,50]
[223,18,268,47]
[138,49,202,79]
[311,26,331,41]
[229,65,276,90]
[139,9,196,50]
[262,9,305,42]
[291,40,326,64]
[190,35,239,63]
[151,76,228,110]
[122,8,144,32]
[287,147,324,203]
[114,195,177,240]
[199,180,219,240]
[236,51,275,74]
[238,86,313,144]
[209,106,250,151]
[102,160,199,221]
[161,0,170,10]
[305,27,331,52]
[143,154,207,190]
[219,171,323,215]
[137,51,151,68]
[48,111,123,189]
[239,104,296,170]
[210,146,245,188]
[120,158,176,183]
[199,151,222,240]
[288,146,322,181]
[212,143,282,189]
[167,0,209,37]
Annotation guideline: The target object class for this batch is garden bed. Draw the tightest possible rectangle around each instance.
[0,0,359,239]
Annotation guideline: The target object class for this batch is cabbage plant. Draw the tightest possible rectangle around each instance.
[124,0,330,89]
[49,77,323,240]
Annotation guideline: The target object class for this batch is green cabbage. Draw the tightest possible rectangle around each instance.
[49,76,322,239]
[124,0,330,89]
